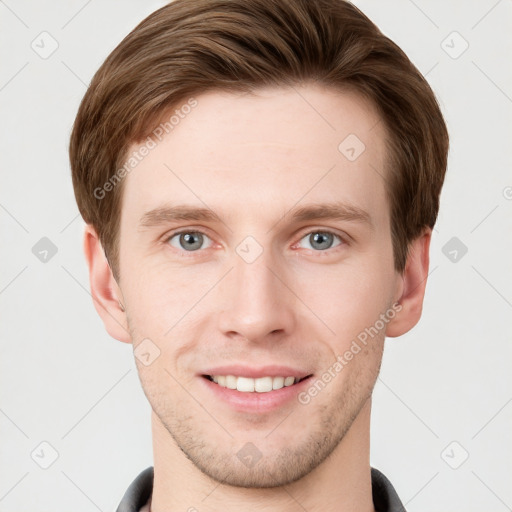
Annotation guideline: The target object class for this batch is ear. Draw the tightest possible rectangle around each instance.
[385,228,431,338]
[83,225,132,344]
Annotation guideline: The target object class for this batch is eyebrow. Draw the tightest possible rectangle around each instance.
[138,201,374,231]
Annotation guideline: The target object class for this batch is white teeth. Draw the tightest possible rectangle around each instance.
[236,377,254,392]
[209,375,302,393]
[273,376,284,390]
[225,375,237,389]
[284,376,295,386]
[254,376,273,392]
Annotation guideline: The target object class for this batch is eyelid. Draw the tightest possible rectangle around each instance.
[164,227,211,240]
[295,226,350,243]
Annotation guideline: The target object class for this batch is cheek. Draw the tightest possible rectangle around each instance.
[128,285,189,340]
[293,260,394,337]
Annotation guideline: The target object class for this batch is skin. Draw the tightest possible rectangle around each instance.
[84,83,430,511]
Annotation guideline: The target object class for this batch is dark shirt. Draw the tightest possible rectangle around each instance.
[116,466,406,511]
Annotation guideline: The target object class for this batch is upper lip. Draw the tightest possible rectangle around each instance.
[199,365,313,379]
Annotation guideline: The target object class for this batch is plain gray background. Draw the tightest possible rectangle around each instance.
[1,0,511,510]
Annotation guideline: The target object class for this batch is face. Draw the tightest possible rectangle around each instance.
[116,84,403,487]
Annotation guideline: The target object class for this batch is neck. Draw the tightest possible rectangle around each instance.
[149,398,375,512]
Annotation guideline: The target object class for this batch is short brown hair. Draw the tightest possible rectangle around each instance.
[69,0,449,281]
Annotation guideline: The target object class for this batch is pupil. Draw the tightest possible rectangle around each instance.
[182,232,202,250]
[311,232,332,250]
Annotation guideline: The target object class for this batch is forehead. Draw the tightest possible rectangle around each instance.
[121,84,390,229]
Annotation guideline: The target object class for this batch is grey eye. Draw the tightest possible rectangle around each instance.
[298,231,342,251]
[168,231,211,251]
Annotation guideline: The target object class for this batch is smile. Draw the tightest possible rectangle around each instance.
[203,374,311,393]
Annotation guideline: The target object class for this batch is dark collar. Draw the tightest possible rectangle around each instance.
[116,466,406,512]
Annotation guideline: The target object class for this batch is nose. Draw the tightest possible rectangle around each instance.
[217,246,296,344]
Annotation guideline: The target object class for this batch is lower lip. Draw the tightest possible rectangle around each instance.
[199,375,313,413]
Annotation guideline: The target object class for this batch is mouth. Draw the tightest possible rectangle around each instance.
[199,371,315,413]
[202,374,313,393]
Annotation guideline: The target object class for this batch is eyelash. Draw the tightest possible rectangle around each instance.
[163,228,348,257]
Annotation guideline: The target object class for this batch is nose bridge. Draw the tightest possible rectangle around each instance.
[234,248,279,306]
[217,239,295,341]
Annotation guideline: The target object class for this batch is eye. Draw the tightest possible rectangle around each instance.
[167,230,213,252]
[164,229,345,255]
[296,230,344,251]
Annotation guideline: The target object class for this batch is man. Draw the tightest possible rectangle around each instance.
[69,0,449,510]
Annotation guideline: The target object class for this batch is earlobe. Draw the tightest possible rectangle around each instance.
[385,228,432,338]
[83,225,132,344]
